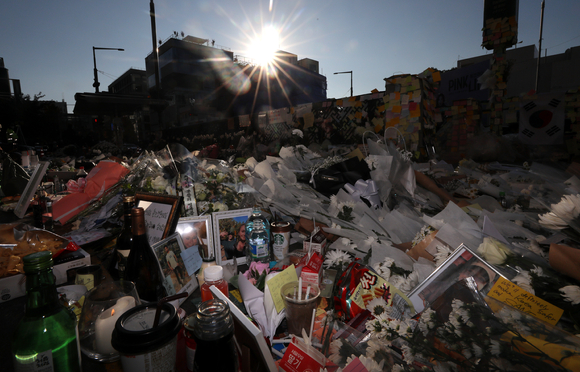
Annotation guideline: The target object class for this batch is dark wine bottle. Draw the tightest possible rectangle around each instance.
[109,195,135,280]
[125,207,165,302]
[12,251,81,372]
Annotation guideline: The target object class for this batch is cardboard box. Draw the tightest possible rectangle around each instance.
[0,248,91,303]
[302,229,327,256]
[299,252,323,286]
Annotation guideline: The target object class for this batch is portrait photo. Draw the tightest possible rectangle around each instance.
[408,244,502,314]
[212,208,252,265]
[151,233,198,300]
[176,216,213,261]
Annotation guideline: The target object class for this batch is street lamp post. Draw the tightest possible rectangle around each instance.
[334,70,353,97]
[92,47,124,93]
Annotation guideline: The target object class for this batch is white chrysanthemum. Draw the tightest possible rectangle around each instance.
[151,175,169,192]
[366,297,389,317]
[538,211,568,230]
[391,364,405,372]
[434,245,452,267]
[398,271,420,294]
[400,344,415,365]
[560,285,580,305]
[323,249,353,269]
[360,355,385,372]
[471,343,483,358]
[530,265,544,277]
[552,194,580,221]
[292,129,303,138]
[418,308,437,335]
[489,339,501,356]
[340,237,351,246]
[512,269,535,295]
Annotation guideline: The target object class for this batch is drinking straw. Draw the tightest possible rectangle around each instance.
[293,286,297,300]
[298,277,302,301]
[308,308,316,339]
[305,284,311,300]
[153,292,188,327]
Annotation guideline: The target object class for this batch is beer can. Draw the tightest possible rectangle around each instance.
[271,221,291,261]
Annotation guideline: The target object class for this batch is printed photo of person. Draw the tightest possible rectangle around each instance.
[177,218,211,259]
[155,238,192,294]
[213,209,252,265]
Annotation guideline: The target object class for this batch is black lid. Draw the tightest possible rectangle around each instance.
[111,302,181,355]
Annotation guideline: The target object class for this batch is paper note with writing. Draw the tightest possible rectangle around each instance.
[181,246,203,276]
[139,200,174,245]
[267,265,298,313]
[488,277,563,325]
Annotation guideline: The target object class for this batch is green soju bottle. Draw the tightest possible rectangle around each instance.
[12,251,81,372]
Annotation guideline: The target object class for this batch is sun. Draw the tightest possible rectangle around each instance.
[248,26,280,66]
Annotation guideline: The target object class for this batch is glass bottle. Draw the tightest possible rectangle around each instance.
[248,220,270,263]
[190,299,239,372]
[200,265,229,302]
[42,201,54,232]
[125,207,165,303]
[75,166,88,179]
[110,195,135,281]
[12,251,81,372]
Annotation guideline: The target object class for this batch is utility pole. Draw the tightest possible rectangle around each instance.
[535,0,545,93]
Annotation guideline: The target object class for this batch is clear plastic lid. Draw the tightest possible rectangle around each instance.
[204,265,224,282]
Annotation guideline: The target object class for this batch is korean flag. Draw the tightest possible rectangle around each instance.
[518,93,565,145]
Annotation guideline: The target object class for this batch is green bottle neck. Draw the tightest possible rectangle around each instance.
[25,268,61,316]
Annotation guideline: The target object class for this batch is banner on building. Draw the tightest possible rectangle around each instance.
[518,93,565,145]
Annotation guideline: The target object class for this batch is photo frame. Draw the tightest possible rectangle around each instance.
[408,244,504,315]
[135,192,183,246]
[151,232,199,303]
[212,208,252,266]
[175,216,213,261]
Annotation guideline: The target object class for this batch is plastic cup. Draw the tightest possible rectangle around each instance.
[281,281,320,337]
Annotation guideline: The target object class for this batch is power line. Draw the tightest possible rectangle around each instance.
[545,33,580,50]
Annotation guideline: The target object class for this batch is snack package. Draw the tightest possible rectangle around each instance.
[334,261,415,321]
[279,337,326,372]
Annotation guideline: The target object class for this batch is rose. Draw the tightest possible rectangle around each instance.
[476,237,513,265]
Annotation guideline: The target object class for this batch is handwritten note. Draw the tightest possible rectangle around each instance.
[488,277,563,325]
[139,201,173,245]
[181,246,203,276]
[267,265,298,313]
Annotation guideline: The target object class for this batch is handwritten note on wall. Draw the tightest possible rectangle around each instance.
[488,277,563,325]
[139,201,173,246]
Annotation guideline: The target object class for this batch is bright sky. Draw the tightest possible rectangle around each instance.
[1,0,579,113]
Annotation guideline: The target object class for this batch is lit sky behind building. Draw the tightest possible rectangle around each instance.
[1,0,579,113]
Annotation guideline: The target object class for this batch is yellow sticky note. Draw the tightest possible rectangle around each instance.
[487,277,563,326]
[267,265,299,313]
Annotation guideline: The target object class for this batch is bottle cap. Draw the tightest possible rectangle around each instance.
[204,265,223,282]
[23,251,53,272]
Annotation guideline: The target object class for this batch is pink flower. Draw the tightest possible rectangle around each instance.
[243,261,269,280]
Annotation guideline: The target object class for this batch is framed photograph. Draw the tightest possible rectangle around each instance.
[408,244,504,314]
[135,192,183,246]
[212,208,252,266]
[175,216,213,261]
[151,233,199,303]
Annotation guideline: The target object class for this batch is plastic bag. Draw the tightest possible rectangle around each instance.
[1,153,30,196]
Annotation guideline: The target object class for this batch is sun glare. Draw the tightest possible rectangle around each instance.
[248,26,280,66]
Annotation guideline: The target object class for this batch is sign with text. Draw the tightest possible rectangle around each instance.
[139,200,174,246]
[488,277,563,325]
